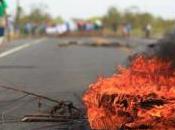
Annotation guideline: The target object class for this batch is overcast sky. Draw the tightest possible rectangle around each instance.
[8,0,175,20]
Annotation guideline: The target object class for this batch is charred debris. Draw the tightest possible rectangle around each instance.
[0,85,86,124]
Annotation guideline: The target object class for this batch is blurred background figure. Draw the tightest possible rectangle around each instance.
[121,22,132,38]
[94,20,103,31]
[7,15,15,41]
[126,22,132,37]
[144,23,152,38]
[121,22,127,37]
[24,22,33,37]
[0,0,7,45]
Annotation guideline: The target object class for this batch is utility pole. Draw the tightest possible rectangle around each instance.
[16,0,20,21]
[15,0,21,36]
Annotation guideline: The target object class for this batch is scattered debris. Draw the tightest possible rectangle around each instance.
[58,38,132,49]
[58,41,79,47]
[0,85,85,124]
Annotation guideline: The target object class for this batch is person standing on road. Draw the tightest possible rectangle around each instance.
[126,22,132,37]
[122,22,132,38]
[144,23,152,38]
[0,0,7,45]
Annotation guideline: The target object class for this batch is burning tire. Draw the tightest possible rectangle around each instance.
[83,56,175,130]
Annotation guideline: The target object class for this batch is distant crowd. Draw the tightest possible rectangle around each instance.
[6,16,153,39]
[20,19,103,37]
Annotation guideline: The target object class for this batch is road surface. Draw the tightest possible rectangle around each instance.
[0,37,156,130]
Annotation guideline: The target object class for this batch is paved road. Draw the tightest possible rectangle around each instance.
[0,37,156,130]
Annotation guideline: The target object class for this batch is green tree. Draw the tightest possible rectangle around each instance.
[28,8,51,24]
[53,16,64,24]
[103,7,121,32]
[138,13,154,27]
[87,16,102,23]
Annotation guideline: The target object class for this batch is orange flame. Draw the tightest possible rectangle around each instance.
[83,56,175,130]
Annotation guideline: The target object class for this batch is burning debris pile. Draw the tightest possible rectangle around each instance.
[83,56,175,130]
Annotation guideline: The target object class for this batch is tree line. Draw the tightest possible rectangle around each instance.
[100,7,174,37]
[15,5,175,37]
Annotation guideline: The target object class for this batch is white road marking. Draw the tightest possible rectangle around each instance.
[32,38,46,45]
[0,38,46,58]
[0,44,30,58]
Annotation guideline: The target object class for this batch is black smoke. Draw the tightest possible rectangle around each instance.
[128,29,175,66]
[155,31,175,60]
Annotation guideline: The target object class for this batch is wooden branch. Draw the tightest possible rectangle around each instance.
[0,85,80,112]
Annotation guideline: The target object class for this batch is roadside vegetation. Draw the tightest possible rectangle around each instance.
[15,5,175,38]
